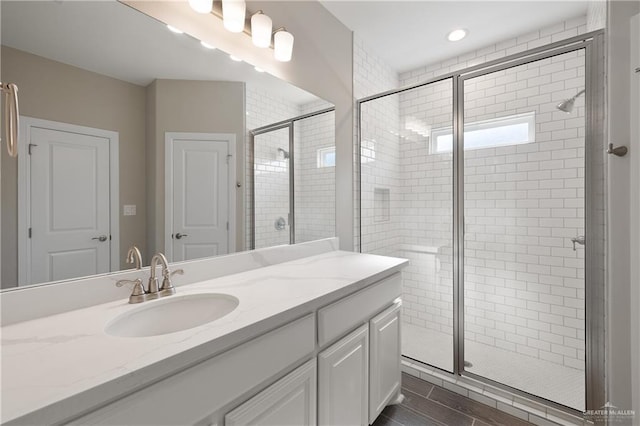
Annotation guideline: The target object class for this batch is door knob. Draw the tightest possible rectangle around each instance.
[92,235,108,242]
[175,233,188,239]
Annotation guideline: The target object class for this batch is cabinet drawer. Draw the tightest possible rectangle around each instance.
[225,359,317,426]
[70,315,315,425]
[317,273,401,347]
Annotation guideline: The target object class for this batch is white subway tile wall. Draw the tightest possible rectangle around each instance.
[295,100,336,243]
[356,16,589,378]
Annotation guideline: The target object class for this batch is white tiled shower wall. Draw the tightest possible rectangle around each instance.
[246,85,335,249]
[357,17,589,370]
[354,35,401,257]
[295,101,336,244]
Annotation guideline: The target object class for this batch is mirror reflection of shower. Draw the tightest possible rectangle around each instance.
[556,88,585,113]
[277,147,290,159]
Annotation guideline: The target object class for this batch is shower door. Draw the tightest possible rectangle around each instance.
[460,49,587,411]
[359,78,455,372]
[252,126,293,249]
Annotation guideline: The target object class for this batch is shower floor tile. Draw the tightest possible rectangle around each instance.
[402,322,585,411]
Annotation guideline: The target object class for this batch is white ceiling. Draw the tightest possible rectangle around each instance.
[1,1,319,105]
[321,1,590,73]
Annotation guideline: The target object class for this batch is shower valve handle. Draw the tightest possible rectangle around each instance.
[571,235,585,251]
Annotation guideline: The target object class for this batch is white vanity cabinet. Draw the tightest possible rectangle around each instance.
[318,325,369,426]
[316,273,403,426]
[55,273,403,426]
[225,359,317,426]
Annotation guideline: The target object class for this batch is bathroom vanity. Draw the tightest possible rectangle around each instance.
[0,240,407,425]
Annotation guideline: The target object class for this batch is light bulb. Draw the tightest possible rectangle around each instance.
[188,0,212,14]
[222,0,246,33]
[274,30,294,62]
[251,12,272,48]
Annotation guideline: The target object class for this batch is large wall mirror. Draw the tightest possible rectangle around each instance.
[1,1,336,289]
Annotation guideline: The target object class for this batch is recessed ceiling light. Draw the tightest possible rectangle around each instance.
[200,41,216,49]
[167,25,184,34]
[254,66,265,73]
[229,55,242,62]
[447,29,467,42]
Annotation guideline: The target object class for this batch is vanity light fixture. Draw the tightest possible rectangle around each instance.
[273,28,294,62]
[200,40,216,49]
[222,0,246,33]
[251,11,272,48]
[447,29,467,42]
[187,0,295,62]
[188,0,212,14]
[167,25,184,34]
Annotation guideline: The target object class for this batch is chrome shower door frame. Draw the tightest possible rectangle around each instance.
[357,30,606,414]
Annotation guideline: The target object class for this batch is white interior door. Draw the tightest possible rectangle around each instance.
[28,126,112,284]
[167,133,235,262]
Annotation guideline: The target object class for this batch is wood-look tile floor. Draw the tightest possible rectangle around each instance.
[373,373,534,426]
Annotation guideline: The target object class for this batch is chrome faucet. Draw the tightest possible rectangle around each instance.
[116,245,147,304]
[126,246,143,270]
[116,248,183,304]
[148,253,184,299]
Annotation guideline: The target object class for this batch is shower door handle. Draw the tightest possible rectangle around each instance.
[571,235,585,251]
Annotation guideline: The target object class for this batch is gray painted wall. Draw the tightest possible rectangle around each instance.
[145,79,245,256]
[0,46,147,287]
[607,0,640,420]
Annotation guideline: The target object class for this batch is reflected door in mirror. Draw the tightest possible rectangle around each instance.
[24,119,115,285]
[168,133,234,262]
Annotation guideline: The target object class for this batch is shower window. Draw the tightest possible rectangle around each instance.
[317,146,336,168]
[431,111,536,153]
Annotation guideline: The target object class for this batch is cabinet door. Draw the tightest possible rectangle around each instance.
[318,324,369,426]
[369,301,402,423]
[225,359,317,426]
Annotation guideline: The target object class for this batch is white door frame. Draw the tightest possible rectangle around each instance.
[18,116,120,285]
[164,132,236,260]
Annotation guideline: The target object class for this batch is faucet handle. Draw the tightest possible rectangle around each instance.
[170,269,184,278]
[159,269,184,297]
[116,278,147,304]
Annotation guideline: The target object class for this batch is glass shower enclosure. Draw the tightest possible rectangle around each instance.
[251,108,336,249]
[357,31,605,413]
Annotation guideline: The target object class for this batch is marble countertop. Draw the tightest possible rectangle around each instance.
[1,250,407,425]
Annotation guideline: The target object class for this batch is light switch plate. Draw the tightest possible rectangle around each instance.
[123,205,136,216]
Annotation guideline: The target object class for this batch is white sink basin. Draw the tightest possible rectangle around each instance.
[105,293,239,338]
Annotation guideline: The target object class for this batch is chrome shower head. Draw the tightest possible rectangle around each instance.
[277,147,290,159]
[556,89,585,113]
